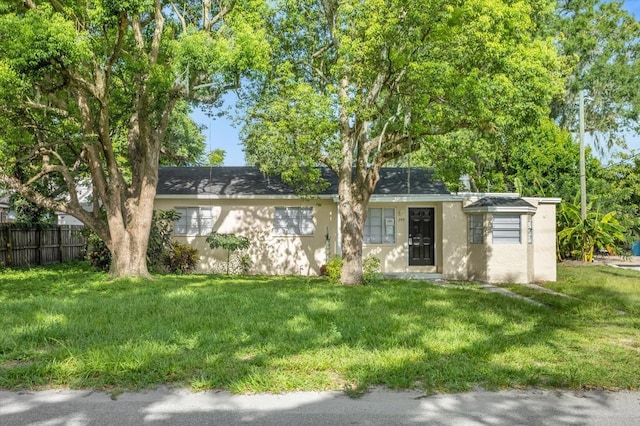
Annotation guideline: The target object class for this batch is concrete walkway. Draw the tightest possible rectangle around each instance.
[1,387,639,425]
[476,283,548,307]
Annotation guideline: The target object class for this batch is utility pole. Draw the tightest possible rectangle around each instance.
[579,90,587,221]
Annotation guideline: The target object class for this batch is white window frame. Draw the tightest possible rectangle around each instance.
[468,214,484,244]
[364,208,395,244]
[174,207,214,236]
[528,215,533,244]
[273,207,314,236]
[492,214,521,244]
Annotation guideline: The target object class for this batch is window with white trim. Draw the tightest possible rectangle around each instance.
[174,207,214,236]
[528,215,533,244]
[492,214,521,244]
[273,207,314,236]
[364,208,395,244]
[468,214,484,244]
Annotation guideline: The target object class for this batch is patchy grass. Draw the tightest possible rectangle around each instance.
[1,262,639,395]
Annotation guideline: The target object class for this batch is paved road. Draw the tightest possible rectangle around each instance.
[1,387,639,425]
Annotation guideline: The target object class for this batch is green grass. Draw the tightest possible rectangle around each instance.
[1,261,639,395]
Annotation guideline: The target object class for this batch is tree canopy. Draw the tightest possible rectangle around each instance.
[0,0,269,277]
[242,0,563,284]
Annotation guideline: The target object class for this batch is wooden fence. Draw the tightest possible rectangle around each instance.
[0,224,86,267]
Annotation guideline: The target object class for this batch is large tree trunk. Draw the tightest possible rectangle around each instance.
[339,198,366,285]
[337,162,376,285]
[106,189,156,278]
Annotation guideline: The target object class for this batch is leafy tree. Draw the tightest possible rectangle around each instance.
[206,148,226,166]
[161,101,207,167]
[557,202,626,262]
[242,0,563,284]
[0,1,268,278]
[552,0,640,150]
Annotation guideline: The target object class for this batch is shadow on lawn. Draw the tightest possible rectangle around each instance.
[0,267,634,394]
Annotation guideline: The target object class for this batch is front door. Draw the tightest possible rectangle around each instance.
[408,208,435,266]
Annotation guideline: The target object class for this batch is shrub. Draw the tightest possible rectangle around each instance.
[325,255,342,284]
[85,232,111,271]
[363,256,382,285]
[147,210,181,271]
[162,242,198,274]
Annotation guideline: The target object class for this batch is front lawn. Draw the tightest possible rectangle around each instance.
[1,262,639,394]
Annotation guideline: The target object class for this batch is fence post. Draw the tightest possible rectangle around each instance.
[59,226,64,262]
[5,226,13,267]
[36,226,43,265]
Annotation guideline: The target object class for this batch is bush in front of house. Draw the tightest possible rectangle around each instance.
[85,232,111,271]
[162,241,198,274]
[147,210,181,271]
[84,209,198,274]
[324,255,381,284]
[363,255,382,285]
[325,255,342,284]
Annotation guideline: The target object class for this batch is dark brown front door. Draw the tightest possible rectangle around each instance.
[408,208,435,266]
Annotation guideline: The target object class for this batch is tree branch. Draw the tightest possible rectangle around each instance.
[149,0,164,64]
[171,2,187,34]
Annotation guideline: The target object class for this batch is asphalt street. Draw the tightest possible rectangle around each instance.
[1,387,640,425]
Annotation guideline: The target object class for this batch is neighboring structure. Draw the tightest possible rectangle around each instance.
[0,196,11,223]
[155,167,560,283]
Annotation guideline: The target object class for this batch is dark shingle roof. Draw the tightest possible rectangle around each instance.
[156,166,450,196]
[465,197,535,209]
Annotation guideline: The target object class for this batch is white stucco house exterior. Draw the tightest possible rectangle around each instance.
[154,166,560,283]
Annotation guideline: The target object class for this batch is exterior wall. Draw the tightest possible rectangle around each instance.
[484,213,530,283]
[526,199,558,282]
[362,202,441,275]
[155,195,558,283]
[441,201,469,280]
[154,198,337,275]
[467,213,488,282]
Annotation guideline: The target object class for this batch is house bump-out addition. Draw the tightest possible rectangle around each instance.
[155,167,560,283]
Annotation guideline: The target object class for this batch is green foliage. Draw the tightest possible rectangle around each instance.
[85,209,182,273]
[85,232,111,271]
[553,0,640,149]
[161,101,207,166]
[238,254,253,275]
[241,0,562,284]
[9,193,56,225]
[206,232,251,275]
[162,242,199,274]
[0,1,269,278]
[206,148,226,166]
[325,255,343,284]
[557,202,627,262]
[147,210,181,272]
[362,256,382,285]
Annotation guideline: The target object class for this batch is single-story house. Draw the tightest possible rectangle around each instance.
[155,166,560,283]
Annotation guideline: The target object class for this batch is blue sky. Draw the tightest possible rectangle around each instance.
[192,0,640,166]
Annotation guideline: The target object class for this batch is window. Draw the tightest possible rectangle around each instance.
[174,207,214,236]
[528,215,533,244]
[492,214,521,244]
[364,208,395,244]
[274,207,314,235]
[468,214,484,244]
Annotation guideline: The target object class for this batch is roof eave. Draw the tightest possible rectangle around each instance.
[155,194,335,200]
[463,205,538,214]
